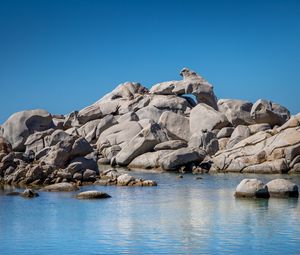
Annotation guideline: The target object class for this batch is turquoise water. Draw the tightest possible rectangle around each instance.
[1,172,300,255]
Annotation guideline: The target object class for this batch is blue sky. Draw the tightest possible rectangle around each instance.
[0,0,299,124]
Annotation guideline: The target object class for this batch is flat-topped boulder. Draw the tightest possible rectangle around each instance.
[76,190,111,199]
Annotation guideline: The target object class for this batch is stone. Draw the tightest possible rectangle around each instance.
[82,169,97,182]
[95,115,118,139]
[218,99,254,126]
[138,119,155,128]
[128,150,173,169]
[1,109,54,151]
[235,179,269,198]
[20,188,39,198]
[158,111,190,141]
[189,131,219,156]
[150,68,218,110]
[97,158,110,165]
[218,138,229,151]
[190,103,229,134]
[116,123,168,165]
[159,147,206,171]
[226,125,251,149]
[217,127,234,139]
[46,130,75,148]
[117,174,135,186]
[71,137,93,157]
[97,121,142,150]
[248,123,271,135]
[102,145,121,161]
[77,119,101,142]
[117,112,139,123]
[41,146,70,168]
[148,94,192,114]
[76,190,111,199]
[154,140,187,151]
[68,157,98,174]
[41,183,79,192]
[0,137,12,154]
[251,99,290,126]
[136,106,164,123]
[266,179,299,198]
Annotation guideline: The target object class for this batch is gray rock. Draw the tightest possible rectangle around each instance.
[117,173,135,186]
[102,145,122,161]
[0,137,12,154]
[158,111,190,141]
[97,121,142,151]
[20,188,39,198]
[77,119,101,142]
[159,147,206,171]
[189,131,219,156]
[226,125,251,149]
[251,99,290,126]
[116,123,168,166]
[41,183,79,192]
[150,68,218,110]
[218,99,254,126]
[76,190,111,199]
[82,169,97,182]
[149,94,191,114]
[248,123,271,135]
[117,112,139,123]
[138,119,155,128]
[128,150,173,169]
[235,179,269,198]
[190,103,229,134]
[2,109,54,151]
[95,115,118,139]
[71,137,93,157]
[154,140,187,151]
[266,179,299,197]
[217,127,235,139]
[136,106,164,123]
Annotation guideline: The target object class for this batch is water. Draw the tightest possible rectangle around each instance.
[1,172,300,255]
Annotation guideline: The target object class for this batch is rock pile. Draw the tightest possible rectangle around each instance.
[0,67,299,189]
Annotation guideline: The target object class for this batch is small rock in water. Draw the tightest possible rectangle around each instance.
[177,175,183,179]
[76,190,111,199]
[235,179,269,198]
[41,182,79,192]
[20,188,39,198]
[195,176,203,180]
[266,179,299,198]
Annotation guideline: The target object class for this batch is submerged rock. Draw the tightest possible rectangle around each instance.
[76,190,111,199]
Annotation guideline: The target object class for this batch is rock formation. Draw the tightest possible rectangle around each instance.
[0,67,299,189]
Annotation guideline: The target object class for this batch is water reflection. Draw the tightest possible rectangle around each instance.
[1,173,300,255]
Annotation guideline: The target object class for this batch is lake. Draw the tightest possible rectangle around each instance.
[1,172,300,255]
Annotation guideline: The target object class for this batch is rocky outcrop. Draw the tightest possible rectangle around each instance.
[150,68,218,110]
[0,67,298,189]
[1,109,54,151]
[250,99,290,127]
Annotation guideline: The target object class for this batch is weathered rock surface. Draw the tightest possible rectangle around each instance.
[154,140,187,151]
[226,125,251,149]
[266,179,299,197]
[235,179,269,198]
[159,147,206,171]
[190,103,229,134]
[251,99,290,127]
[150,68,218,110]
[158,111,190,141]
[41,183,79,192]
[116,123,168,165]
[2,109,54,151]
[76,190,111,199]
[189,131,219,156]
[218,99,254,126]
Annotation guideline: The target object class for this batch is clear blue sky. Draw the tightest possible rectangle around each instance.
[1,0,300,124]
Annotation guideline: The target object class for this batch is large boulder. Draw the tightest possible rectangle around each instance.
[190,103,229,134]
[158,111,190,141]
[266,179,299,198]
[0,137,12,154]
[116,123,168,166]
[188,130,219,156]
[251,99,290,127]
[218,99,254,126]
[128,150,173,169]
[235,179,269,198]
[1,109,54,151]
[97,121,142,150]
[136,106,164,123]
[150,68,218,110]
[226,125,251,149]
[159,147,206,171]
